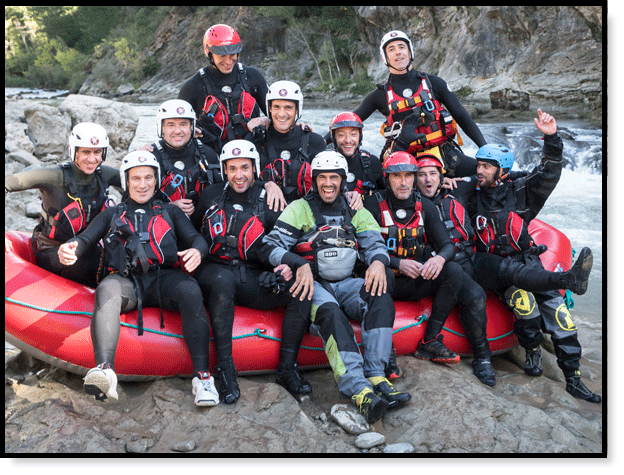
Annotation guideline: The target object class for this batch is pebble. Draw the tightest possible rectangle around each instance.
[383,442,414,454]
[330,404,369,435]
[355,432,386,449]
[172,440,196,452]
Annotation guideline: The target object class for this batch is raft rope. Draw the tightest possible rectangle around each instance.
[5,296,514,350]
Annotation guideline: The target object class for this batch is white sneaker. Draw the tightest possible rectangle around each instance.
[84,364,118,401]
[192,372,219,406]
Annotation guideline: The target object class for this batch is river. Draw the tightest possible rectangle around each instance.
[128,104,604,365]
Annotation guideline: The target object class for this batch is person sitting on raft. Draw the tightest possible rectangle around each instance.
[192,139,313,403]
[57,151,220,407]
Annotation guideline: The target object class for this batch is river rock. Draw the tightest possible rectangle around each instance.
[383,442,415,454]
[24,102,72,160]
[355,432,386,449]
[58,94,138,157]
[330,404,369,435]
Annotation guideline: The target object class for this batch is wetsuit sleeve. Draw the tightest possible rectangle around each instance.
[422,197,455,262]
[308,132,328,160]
[178,73,205,118]
[515,133,564,223]
[101,165,122,192]
[69,207,116,257]
[353,86,389,122]
[168,205,209,258]
[258,200,310,270]
[352,208,390,267]
[5,166,63,196]
[428,74,487,148]
[246,67,269,116]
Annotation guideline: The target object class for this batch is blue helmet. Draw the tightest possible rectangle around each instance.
[475,144,514,170]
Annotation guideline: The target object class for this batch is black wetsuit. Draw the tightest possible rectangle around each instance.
[364,189,491,357]
[178,63,268,151]
[151,138,222,207]
[250,124,327,203]
[5,162,121,288]
[68,196,211,374]
[193,181,312,369]
[354,69,486,176]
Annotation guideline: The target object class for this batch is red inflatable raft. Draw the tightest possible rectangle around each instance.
[5,219,571,381]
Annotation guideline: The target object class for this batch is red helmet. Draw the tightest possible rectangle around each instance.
[203,24,242,57]
[382,151,418,176]
[415,155,444,170]
[330,112,363,131]
[330,112,363,148]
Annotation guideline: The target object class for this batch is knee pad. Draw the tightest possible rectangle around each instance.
[505,286,539,320]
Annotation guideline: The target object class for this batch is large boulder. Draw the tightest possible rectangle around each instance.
[58,94,138,150]
[24,103,72,161]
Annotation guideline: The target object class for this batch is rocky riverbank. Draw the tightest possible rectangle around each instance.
[5,341,603,455]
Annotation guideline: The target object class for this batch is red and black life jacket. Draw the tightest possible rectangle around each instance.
[43,163,112,242]
[432,193,476,253]
[102,200,179,335]
[153,140,220,204]
[200,184,267,264]
[260,128,313,201]
[199,63,260,142]
[473,184,534,256]
[375,191,429,263]
[103,201,179,276]
[382,74,457,154]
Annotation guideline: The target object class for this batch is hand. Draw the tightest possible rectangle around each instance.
[138,143,155,152]
[264,181,287,212]
[365,260,387,296]
[247,116,270,132]
[194,126,204,138]
[534,109,557,136]
[58,241,78,266]
[275,263,293,282]
[442,177,459,190]
[290,263,314,301]
[172,198,195,216]
[398,259,423,279]
[346,191,363,211]
[178,248,202,273]
[297,122,313,132]
[421,255,445,280]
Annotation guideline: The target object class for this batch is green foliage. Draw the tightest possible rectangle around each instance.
[5,6,166,90]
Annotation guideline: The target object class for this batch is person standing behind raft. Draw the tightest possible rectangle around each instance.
[140,99,222,217]
[351,30,486,177]
[57,151,220,407]
[5,122,119,288]
[178,23,269,152]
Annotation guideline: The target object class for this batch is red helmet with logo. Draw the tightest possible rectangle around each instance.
[330,112,363,148]
[203,24,242,57]
[382,151,418,176]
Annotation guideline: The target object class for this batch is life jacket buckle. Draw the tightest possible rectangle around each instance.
[387,237,397,251]
[212,221,223,235]
[171,174,184,188]
[383,121,403,139]
[475,215,488,232]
